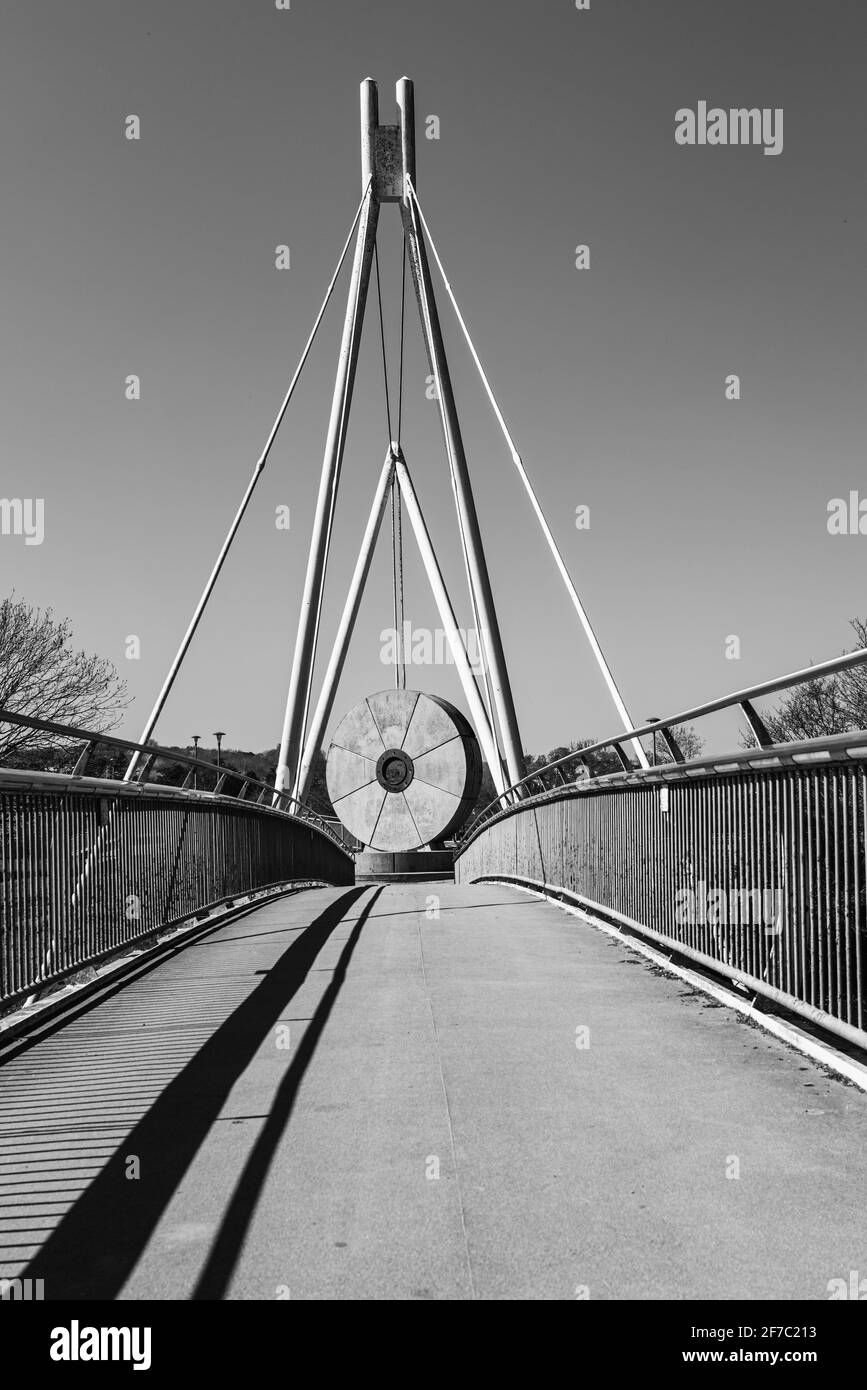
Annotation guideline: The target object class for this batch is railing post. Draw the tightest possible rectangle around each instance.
[740,699,773,749]
[72,741,96,776]
[274,79,380,799]
[660,727,685,764]
[612,743,631,772]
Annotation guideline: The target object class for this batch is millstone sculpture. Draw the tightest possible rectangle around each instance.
[326,689,482,851]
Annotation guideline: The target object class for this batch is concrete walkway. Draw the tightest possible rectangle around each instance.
[2,881,866,1300]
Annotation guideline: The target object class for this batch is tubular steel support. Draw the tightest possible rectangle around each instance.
[612,743,631,772]
[72,741,96,777]
[659,725,685,764]
[295,451,396,804]
[740,698,774,749]
[275,82,381,797]
[397,85,525,792]
[123,182,371,782]
[135,754,156,783]
[391,475,405,692]
[393,448,507,797]
[407,181,650,772]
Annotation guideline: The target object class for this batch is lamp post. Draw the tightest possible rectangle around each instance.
[214,731,225,768]
[191,735,201,790]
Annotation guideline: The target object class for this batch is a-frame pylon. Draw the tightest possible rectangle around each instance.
[127,75,647,797]
[274,78,526,800]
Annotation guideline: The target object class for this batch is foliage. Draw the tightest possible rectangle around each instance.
[756,618,867,744]
[0,596,127,765]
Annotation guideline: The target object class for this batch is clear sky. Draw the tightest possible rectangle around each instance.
[2,0,865,760]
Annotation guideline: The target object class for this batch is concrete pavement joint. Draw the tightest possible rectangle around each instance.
[414,905,476,1300]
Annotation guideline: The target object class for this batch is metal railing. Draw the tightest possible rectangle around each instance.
[322,817,365,853]
[454,651,867,1051]
[460,645,867,844]
[0,709,354,1007]
[0,706,346,847]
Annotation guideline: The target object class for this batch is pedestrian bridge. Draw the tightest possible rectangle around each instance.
[2,675,867,1301]
[3,72,864,1305]
[4,880,867,1302]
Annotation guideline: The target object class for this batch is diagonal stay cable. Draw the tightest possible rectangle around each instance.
[296,194,377,787]
[404,187,501,751]
[391,471,405,691]
[125,181,373,781]
[407,178,649,771]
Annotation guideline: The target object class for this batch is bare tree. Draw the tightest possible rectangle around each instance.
[758,618,867,744]
[524,725,705,780]
[0,596,127,763]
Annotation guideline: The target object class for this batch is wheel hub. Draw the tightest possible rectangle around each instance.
[376,747,414,792]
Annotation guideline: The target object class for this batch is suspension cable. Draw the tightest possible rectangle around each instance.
[405,186,501,759]
[407,178,649,771]
[391,471,405,690]
[297,192,377,779]
[125,181,373,780]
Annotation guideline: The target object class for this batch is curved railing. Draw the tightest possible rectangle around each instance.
[0,706,346,847]
[459,646,867,846]
[455,649,867,1051]
[0,708,354,1008]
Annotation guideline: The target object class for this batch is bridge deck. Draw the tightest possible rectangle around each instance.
[2,882,866,1301]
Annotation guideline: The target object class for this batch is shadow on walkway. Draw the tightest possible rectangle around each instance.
[193,885,382,1298]
[23,885,370,1299]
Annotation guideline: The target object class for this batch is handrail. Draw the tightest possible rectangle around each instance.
[459,645,867,842]
[0,705,348,851]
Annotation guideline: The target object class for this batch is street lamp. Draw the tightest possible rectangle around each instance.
[646,716,660,767]
[214,731,225,768]
[191,735,201,790]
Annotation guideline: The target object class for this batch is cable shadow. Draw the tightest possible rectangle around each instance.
[22,885,368,1300]
[363,899,530,922]
[192,885,383,1299]
[530,807,547,883]
[161,805,192,922]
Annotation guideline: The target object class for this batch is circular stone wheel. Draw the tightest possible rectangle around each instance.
[326,690,482,852]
